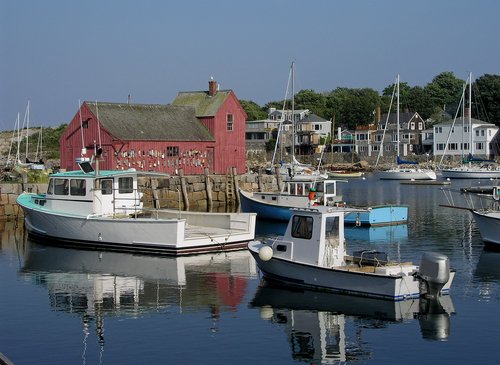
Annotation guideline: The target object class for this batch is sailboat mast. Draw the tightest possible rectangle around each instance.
[291,61,295,164]
[396,74,400,157]
[25,100,30,162]
[468,72,473,156]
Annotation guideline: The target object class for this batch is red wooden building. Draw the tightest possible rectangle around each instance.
[60,79,247,174]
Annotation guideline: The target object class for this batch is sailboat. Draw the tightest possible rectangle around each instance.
[270,62,327,181]
[377,75,437,180]
[440,73,500,179]
[7,101,45,171]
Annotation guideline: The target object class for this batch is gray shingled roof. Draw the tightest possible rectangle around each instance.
[172,90,231,117]
[86,102,214,141]
[297,113,328,124]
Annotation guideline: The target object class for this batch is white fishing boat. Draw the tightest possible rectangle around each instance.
[248,206,455,301]
[376,75,436,180]
[17,161,256,255]
[239,178,344,221]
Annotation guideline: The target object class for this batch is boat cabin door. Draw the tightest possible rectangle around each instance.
[93,178,115,215]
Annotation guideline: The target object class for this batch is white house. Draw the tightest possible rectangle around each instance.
[433,117,499,158]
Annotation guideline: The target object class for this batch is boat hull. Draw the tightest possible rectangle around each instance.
[441,168,500,179]
[344,205,408,226]
[327,171,363,179]
[239,189,312,221]
[472,210,500,249]
[378,169,437,180]
[18,193,256,256]
[249,246,453,301]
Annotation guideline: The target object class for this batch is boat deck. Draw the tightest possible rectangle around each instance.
[184,224,235,240]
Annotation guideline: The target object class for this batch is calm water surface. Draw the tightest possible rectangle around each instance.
[1,173,499,364]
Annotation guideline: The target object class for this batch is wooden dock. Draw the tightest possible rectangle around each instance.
[460,186,494,194]
[400,180,451,186]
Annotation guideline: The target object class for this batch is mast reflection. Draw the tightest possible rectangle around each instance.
[250,282,455,364]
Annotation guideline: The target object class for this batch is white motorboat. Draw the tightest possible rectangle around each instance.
[248,206,455,301]
[17,162,256,255]
[239,178,344,221]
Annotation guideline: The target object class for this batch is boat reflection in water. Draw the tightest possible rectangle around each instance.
[344,224,408,243]
[20,240,257,357]
[251,283,455,364]
[474,250,500,301]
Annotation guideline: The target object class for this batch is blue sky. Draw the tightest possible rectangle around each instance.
[1,0,499,131]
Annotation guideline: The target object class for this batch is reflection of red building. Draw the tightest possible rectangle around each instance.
[59,79,247,174]
[214,274,248,310]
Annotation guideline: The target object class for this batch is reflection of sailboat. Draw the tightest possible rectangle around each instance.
[251,283,455,363]
[20,241,257,361]
[344,224,408,242]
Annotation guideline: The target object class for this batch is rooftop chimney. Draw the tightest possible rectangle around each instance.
[376,106,381,122]
[208,77,217,97]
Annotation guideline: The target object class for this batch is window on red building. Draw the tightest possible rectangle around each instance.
[227,114,233,131]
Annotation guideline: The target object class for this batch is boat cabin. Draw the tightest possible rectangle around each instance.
[268,207,346,267]
[280,179,344,205]
[35,168,143,217]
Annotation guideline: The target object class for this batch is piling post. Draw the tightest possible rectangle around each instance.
[232,167,240,206]
[179,169,189,210]
[258,168,264,192]
[204,167,213,211]
[275,166,283,191]
[151,178,160,209]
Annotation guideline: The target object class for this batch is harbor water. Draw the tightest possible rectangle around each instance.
[1,173,499,364]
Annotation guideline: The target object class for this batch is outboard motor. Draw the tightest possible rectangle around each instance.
[416,252,450,298]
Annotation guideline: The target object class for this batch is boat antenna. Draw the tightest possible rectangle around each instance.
[79,100,86,156]
[95,100,102,148]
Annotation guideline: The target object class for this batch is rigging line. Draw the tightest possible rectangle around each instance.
[472,80,491,124]
[375,77,397,167]
[271,63,293,166]
[6,115,18,166]
[438,78,468,168]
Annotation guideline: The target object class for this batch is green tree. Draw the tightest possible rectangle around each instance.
[474,74,500,126]
[325,87,381,129]
[239,100,268,121]
[424,72,465,115]
[294,89,328,118]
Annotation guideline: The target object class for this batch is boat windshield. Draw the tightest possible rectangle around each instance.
[291,215,313,239]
